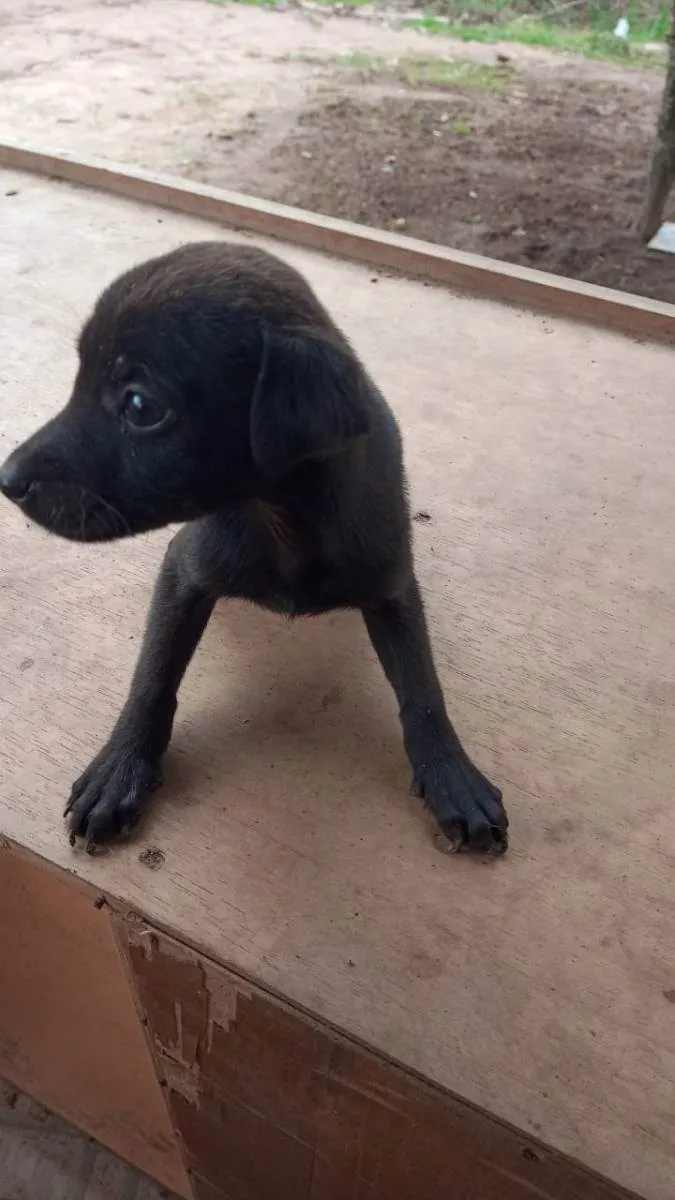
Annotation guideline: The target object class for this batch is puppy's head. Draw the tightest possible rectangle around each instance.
[0,242,370,542]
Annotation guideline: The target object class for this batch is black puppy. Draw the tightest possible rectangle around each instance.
[0,242,507,853]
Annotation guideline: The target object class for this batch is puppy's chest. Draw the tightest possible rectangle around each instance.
[246,501,385,615]
[250,509,344,614]
[263,550,346,617]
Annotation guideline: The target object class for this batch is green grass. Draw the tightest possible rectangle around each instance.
[334,52,516,88]
[209,0,279,7]
[406,14,666,63]
[421,0,670,38]
[209,0,373,6]
[398,55,514,88]
[406,0,671,64]
[302,0,373,6]
[209,0,670,65]
[336,51,380,68]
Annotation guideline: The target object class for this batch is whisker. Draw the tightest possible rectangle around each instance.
[87,491,130,538]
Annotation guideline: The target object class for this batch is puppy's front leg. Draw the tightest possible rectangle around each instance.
[363,578,507,854]
[66,532,215,847]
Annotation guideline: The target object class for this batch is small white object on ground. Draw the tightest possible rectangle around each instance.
[648,222,675,254]
[613,16,629,38]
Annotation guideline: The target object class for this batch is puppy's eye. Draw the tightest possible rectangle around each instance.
[121,389,171,432]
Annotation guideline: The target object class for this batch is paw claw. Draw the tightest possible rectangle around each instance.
[433,829,463,855]
[415,751,508,856]
[65,747,160,848]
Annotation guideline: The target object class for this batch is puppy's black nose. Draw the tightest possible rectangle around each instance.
[0,458,32,503]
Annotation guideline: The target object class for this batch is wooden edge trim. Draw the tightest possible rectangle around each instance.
[1,138,674,343]
[112,912,644,1200]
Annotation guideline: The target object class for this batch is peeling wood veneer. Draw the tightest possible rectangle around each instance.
[117,921,641,1200]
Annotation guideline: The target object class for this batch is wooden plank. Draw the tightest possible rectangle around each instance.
[116,919,640,1200]
[1,168,674,1199]
[0,843,191,1198]
[0,140,674,342]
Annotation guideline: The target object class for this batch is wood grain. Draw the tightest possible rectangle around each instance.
[0,845,190,1197]
[0,167,674,1198]
[117,921,641,1200]
[0,141,674,341]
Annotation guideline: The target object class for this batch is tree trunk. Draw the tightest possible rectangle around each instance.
[639,4,675,242]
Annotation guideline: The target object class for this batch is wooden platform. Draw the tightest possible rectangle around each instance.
[1,162,674,1200]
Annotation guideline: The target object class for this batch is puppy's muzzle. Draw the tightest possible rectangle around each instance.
[0,440,127,543]
[0,454,34,504]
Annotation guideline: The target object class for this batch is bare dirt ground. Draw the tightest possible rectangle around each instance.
[1,0,673,302]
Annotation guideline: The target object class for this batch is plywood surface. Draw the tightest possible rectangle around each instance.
[3,141,675,343]
[0,848,190,1197]
[118,920,637,1200]
[1,169,674,1198]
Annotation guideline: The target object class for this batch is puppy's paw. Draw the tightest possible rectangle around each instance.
[412,752,507,855]
[65,746,162,850]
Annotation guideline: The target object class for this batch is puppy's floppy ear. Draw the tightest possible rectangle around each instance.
[250,325,370,478]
